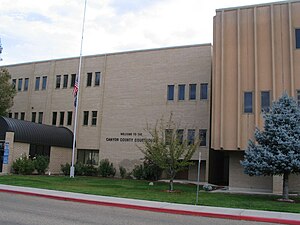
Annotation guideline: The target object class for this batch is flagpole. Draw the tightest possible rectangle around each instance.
[70,0,87,178]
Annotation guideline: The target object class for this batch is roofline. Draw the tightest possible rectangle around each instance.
[216,0,300,12]
[2,43,212,67]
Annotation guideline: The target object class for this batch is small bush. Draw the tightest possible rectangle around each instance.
[75,162,85,176]
[143,160,162,181]
[99,159,116,177]
[132,165,144,180]
[34,155,49,175]
[83,164,98,176]
[119,166,127,179]
[61,163,71,175]
[12,154,35,175]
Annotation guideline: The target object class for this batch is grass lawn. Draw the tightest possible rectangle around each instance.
[0,175,299,213]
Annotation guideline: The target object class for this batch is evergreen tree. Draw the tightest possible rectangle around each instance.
[0,68,16,116]
[241,92,300,200]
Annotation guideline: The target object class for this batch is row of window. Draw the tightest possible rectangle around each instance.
[12,76,48,92]
[8,112,44,124]
[52,110,98,126]
[12,72,101,92]
[165,129,207,147]
[167,83,208,101]
[244,91,271,113]
[55,72,101,89]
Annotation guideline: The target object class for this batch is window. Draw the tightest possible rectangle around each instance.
[91,111,97,126]
[56,75,61,89]
[199,129,207,146]
[95,72,101,86]
[14,112,18,119]
[59,112,65,126]
[178,84,185,100]
[187,129,195,145]
[77,149,99,165]
[35,77,40,91]
[87,73,92,87]
[67,111,72,126]
[29,144,50,159]
[24,78,29,91]
[261,91,271,112]
[12,79,16,89]
[200,83,208,100]
[52,112,57,125]
[42,76,47,90]
[18,78,22,91]
[167,85,174,101]
[31,112,36,123]
[165,129,173,145]
[70,74,76,87]
[176,129,184,144]
[83,111,89,125]
[20,112,25,120]
[8,113,12,118]
[244,92,253,113]
[38,112,43,124]
[63,74,68,88]
[189,84,196,100]
[296,29,300,49]
[297,90,300,106]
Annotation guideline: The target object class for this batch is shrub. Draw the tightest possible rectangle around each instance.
[119,166,127,179]
[34,155,49,175]
[143,160,162,181]
[61,163,71,176]
[83,164,98,176]
[12,154,35,175]
[75,162,85,176]
[99,159,116,177]
[132,165,144,180]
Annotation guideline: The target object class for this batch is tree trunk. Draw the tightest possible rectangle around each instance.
[169,178,174,191]
[282,173,289,200]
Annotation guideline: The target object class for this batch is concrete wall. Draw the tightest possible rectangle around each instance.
[49,146,72,174]
[229,151,272,192]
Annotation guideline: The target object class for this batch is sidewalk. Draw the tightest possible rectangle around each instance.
[0,184,299,225]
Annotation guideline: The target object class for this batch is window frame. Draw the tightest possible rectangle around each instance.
[67,111,72,126]
[261,91,271,112]
[20,112,25,120]
[87,72,92,87]
[31,112,36,123]
[59,111,65,126]
[200,83,208,100]
[35,77,40,91]
[24,78,29,91]
[167,85,174,101]
[189,84,197,100]
[18,78,23,91]
[91,111,97,126]
[52,112,57,125]
[42,76,47,90]
[77,149,99,166]
[95,72,101,86]
[199,129,207,147]
[178,84,185,100]
[56,75,61,89]
[83,111,89,126]
[63,74,68,88]
[296,28,300,49]
[244,91,253,113]
[38,112,43,124]
[70,74,76,87]
[187,129,195,145]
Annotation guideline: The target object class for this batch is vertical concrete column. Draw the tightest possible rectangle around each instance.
[272,175,283,194]
[2,132,15,174]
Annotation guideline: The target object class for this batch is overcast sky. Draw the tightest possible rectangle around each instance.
[0,0,276,65]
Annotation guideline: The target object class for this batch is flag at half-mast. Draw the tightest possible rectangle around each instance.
[73,77,79,107]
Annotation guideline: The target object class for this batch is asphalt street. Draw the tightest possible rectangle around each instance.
[0,192,277,225]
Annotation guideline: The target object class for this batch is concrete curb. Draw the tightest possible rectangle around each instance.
[0,185,299,225]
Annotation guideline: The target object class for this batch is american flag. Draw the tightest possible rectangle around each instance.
[73,77,78,107]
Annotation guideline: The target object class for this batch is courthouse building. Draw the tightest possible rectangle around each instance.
[2,44,211,180]
[1,0,300,193]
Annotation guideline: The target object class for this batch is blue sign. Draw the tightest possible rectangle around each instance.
[3,142,9,164]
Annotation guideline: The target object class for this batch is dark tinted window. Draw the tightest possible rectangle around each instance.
[189,84,196,100]
[178,84,185,100]
[167,85,174,101]
[200,83,208,100]
[244,92,253,113]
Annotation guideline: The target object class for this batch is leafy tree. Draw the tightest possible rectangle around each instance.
[139,115,198,191]
[0,68,16,116]
[241,92,300,201]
